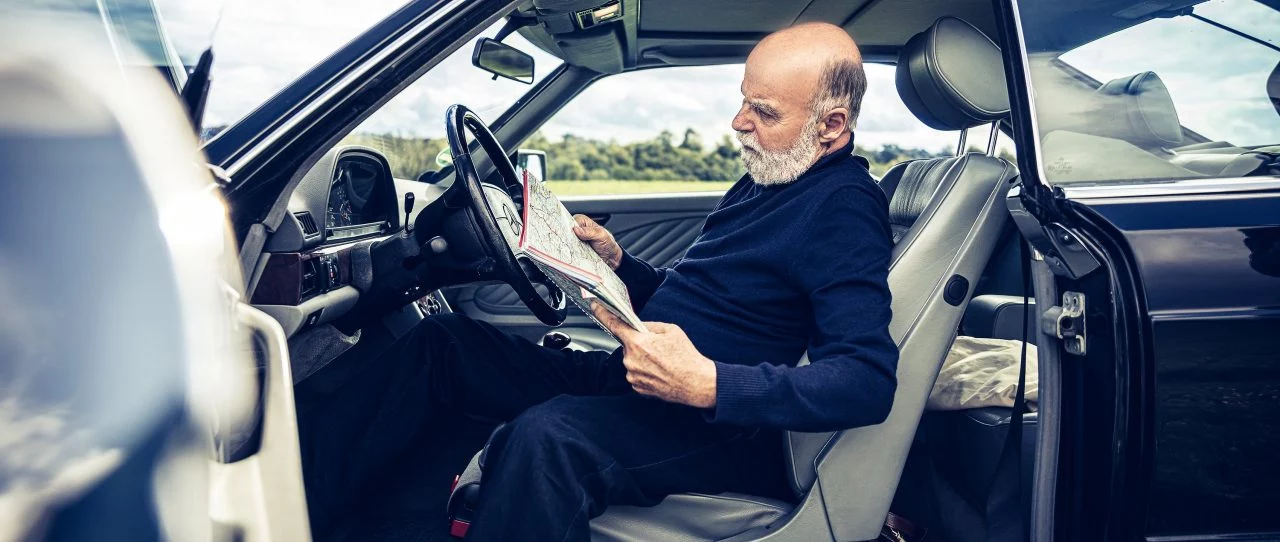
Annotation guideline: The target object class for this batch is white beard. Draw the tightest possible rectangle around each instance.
[737,121,821,186]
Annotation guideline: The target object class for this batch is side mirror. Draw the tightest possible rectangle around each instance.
[516,149,547,183]
[472,38,535,84]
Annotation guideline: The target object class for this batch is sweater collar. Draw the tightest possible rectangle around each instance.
[805,138,858,176]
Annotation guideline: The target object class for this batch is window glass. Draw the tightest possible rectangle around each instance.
[338,20,562,180]
[165,0,414,137]
[531,63,973,196]
[1018,0,1280,185]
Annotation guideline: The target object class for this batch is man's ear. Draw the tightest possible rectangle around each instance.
[818,108,850,142]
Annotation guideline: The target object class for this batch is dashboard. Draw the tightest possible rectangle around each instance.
[249,145,449,337]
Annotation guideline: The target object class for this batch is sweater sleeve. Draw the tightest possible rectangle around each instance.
[614,250,668,311]
[705,184,899,432]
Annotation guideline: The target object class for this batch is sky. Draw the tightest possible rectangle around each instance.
[155,0,962,153]
[155,0,1279,154]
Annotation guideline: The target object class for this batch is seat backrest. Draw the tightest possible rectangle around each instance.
[775,17,1018,541]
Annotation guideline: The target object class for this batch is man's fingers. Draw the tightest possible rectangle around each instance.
[573,215,601,239]
[591,302,637,342]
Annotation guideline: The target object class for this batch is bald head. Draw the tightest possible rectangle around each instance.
[754,23,861,85]
[732,22,867,184]
[750,22,865,128]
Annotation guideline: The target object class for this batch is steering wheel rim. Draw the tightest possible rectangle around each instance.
[445,104,567,326]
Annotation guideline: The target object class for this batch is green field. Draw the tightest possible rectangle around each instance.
[544,180,735,196]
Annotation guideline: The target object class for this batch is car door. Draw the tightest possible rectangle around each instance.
[1001,1,1280,540]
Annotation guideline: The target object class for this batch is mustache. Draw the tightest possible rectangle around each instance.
[736,131,760,152]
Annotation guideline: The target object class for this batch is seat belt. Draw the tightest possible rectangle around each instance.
[985,238,1033,541]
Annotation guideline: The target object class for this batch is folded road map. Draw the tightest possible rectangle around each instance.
[516,171,647,334]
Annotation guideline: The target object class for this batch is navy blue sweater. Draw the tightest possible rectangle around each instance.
[615,142,898,432]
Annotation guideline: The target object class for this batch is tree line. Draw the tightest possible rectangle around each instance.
[211,125,966,180]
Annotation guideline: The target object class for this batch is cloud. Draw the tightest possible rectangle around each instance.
[173,1,964,152]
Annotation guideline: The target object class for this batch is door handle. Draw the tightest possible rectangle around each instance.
[586,213,611,226]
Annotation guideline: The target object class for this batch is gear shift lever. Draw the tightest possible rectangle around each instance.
[541,331,572,351]
[403,192,415,233]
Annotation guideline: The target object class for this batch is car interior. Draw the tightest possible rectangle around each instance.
[234,0,1051,539]
[234,0,1280,536]
[10,0,1278,539]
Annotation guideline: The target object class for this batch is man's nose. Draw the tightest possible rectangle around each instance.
[731,107,751,133]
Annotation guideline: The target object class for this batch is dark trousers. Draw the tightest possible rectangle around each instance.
[293,313,791,541]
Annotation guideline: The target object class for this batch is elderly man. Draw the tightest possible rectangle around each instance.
[294,22,896,542]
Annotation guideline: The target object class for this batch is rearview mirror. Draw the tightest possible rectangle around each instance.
[472,38,535,84]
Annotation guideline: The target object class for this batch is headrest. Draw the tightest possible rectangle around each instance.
[1094,71,1182,148]
[896,17,1010,131]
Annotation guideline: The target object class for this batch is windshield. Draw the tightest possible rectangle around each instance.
[339,20,564,180]
[180,0,413,137]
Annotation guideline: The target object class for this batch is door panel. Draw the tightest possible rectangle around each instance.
[446,192,721,340]
[1069,187,1280,538]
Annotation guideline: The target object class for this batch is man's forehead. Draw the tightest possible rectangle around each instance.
[739,77,778,102]
[741,59,813,107]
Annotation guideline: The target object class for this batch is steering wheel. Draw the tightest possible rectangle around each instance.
[444,104,567,326]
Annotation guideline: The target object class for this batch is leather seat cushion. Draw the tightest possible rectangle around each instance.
[591,493,793,542]
[878,158,955,244]
[449,447,792,542]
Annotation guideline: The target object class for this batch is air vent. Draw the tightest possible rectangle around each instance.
[295,212,319,236]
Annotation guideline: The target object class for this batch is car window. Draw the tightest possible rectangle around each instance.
[1017,0,1280,185]
[528,63,997,196]
[174,0,414,137]
[338,20,563,180]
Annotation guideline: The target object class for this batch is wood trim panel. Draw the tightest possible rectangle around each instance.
[250,246,357,306]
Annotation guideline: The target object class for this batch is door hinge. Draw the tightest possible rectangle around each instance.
[1042,291,1087,355]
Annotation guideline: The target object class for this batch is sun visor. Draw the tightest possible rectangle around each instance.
[522,0,637,73]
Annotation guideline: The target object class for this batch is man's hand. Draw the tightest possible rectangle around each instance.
[591,303,717,408]
[573,214,623,271]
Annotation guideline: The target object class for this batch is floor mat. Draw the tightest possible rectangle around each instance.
[321,414,497,542]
